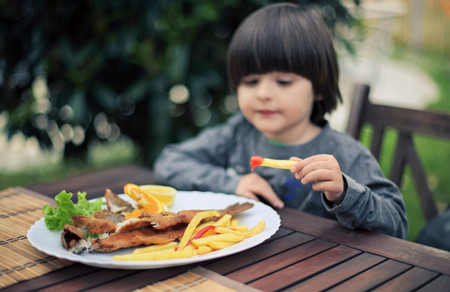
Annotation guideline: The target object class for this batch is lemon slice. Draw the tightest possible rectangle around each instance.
[140,185,177,207]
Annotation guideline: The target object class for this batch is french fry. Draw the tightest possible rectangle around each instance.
[251,156,296,171]
[194,221,215,233]
[216,225,248,232]
[245,220,265,238]
[215,226,246,237]
[230,217,239,226]
[178,210,220,250]
[113,245,196,261]
[191,233,244,248]
[132,242,178,254]
[232,225,249,232]
[213,214,232,227]
[209,241,235,250]
[197,245,213,255]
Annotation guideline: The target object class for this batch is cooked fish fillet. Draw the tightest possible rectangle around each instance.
[105,188,134,214]
[90,225,186,252]
[115,202,254,233]
[93,210,125,225]
[72,214,116,234]
[61,224,90,254]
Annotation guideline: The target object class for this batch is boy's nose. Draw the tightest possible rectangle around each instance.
[256,79,273,100]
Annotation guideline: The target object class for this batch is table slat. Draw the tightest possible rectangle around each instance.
[248,245,360,291]
[280,207,450,274]
[205,232,314,274]
[372,266,439,292]
[416,274,450,292]
[327,259,411,291]
[227,238,336,283]
[286,252,386,291]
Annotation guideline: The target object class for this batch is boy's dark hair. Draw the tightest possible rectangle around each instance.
[227,3,342,125]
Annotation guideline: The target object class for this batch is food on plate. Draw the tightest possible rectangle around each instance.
[124,183,166,214]
[250,155,297,171]
[114,244,198,261]
[61,224,90,254]
[132,242,178,254]
[112,216,266,261]
[90,224,187,252]
[105,188,134,214]
[71,213,117,234]
[114,202,253,233]
[92,209,126,225]
[43,190,103,231]
[57,188,255,255]
[140,184,177,207]
[177,210,221,250]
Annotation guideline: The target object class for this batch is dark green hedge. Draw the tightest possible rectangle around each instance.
[0,0,359,165]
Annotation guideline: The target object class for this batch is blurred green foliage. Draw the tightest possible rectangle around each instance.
[0,0,360,166]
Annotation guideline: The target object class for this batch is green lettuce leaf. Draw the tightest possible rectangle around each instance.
[42,190,104,231]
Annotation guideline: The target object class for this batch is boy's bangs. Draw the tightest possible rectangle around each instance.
[238,30,292,76]
[228,17,313,89]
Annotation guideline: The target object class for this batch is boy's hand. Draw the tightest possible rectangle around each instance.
[235,173,284,209]
[290,155,345,203]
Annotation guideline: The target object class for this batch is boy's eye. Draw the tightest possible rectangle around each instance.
[277,80,292,85]
[241,78,258,86]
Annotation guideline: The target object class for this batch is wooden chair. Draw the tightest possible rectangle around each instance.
[346,83,450,222]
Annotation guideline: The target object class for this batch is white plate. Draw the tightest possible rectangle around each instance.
[27,191,280,269]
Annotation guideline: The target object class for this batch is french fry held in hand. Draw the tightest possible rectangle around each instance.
[251,156,297,171]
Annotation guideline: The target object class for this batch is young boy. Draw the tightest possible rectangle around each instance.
[154,3,408,239]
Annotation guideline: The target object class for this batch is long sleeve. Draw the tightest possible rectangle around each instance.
[154,115,245,195]
[155,118,408,239]
[323,151,408,239]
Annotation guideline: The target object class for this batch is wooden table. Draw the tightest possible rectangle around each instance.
[2,164,449,291]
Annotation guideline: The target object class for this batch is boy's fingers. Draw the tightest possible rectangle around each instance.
[256,189,284,209]
[301,169,335,184]
[295,161,334,178]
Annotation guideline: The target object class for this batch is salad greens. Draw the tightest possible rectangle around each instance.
[42,190,104,231]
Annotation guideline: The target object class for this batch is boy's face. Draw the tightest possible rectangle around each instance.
[237,71,319,145]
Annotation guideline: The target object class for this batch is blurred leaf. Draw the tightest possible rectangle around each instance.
[68,90,87,123]
[93,84,116,113]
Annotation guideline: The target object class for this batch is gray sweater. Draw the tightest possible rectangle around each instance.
[154,113,408,238]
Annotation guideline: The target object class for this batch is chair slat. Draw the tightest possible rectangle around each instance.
[346,83,449,222]
[346,84,370,139]
[390,132,409,187]
[405,136,438,221]
[366,104,450,139]
[370,125,385,160]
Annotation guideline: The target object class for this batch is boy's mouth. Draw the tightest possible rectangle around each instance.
[257,110,278,116]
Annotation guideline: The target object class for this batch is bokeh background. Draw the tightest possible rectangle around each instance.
[1,0,449,241]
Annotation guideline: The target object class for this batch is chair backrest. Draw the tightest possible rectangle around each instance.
[346,83,450,221]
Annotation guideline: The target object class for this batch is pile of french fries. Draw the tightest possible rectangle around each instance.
[113,210,265,261]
